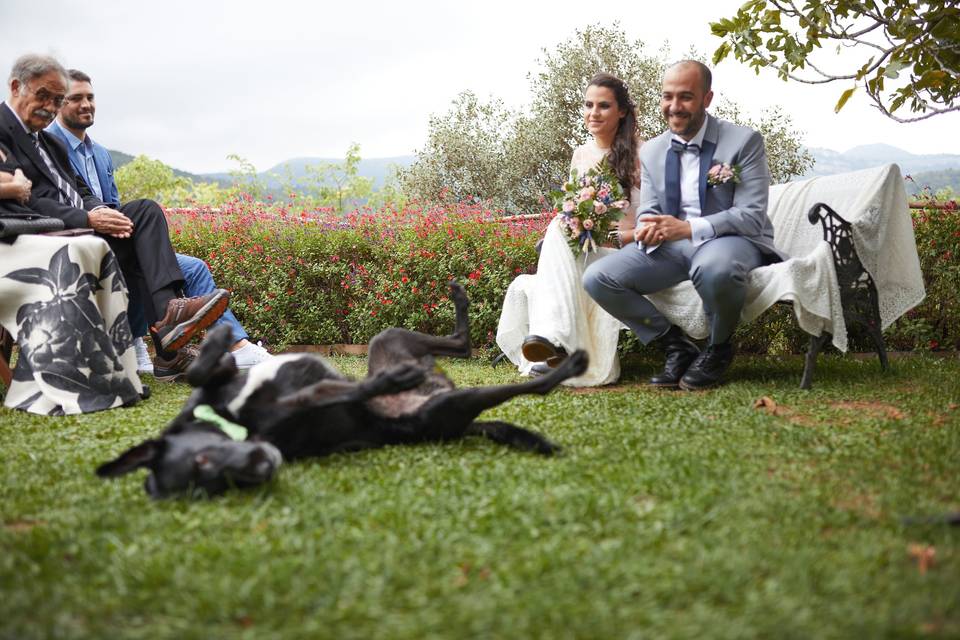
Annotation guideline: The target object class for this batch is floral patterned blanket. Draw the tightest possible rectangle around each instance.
[0,234,143,415]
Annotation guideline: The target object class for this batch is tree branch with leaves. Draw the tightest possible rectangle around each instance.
[711,0,960,122]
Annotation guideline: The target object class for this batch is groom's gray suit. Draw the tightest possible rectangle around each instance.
[583,113,785,346]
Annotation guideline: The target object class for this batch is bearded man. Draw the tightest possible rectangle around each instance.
[583,60,785,390]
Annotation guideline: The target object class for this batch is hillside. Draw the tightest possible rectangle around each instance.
[108,145,958,198]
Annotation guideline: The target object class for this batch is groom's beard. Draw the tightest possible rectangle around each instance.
[664,107,706,139]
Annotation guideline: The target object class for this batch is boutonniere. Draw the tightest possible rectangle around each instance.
[707,162,741,187]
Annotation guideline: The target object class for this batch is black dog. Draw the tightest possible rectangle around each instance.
[97,282,588,497]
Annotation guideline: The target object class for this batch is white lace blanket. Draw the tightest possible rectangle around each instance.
[647,163,925,351]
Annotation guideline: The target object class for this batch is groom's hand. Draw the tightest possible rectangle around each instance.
[634,215,692,244]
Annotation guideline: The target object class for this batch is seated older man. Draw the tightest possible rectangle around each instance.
[0,53,229,366]
[46,68,271,380]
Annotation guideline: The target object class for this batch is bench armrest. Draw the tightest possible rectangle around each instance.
[807,202,887,368]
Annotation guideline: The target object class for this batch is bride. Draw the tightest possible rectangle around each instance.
[496,73,641,386]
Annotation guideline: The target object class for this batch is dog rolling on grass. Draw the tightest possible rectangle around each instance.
[97,282,588,498]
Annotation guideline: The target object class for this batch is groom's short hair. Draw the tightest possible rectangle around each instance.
[667,60,712,94]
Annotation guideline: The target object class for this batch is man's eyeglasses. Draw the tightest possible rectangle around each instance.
[21,84,66,109]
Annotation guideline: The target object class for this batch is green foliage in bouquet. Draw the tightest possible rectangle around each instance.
[551,158,628,256]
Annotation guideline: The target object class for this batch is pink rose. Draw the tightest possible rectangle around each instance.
[708,164,722,179]
[597,188,610,200]
[562,199,575,212]
[583,218,594,230]
[612,200,629,210]
[593,202,608,215]
[578,187,596,202]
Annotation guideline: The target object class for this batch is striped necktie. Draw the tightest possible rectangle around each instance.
[32,132,84,209]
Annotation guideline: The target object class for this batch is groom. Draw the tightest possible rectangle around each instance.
[583,60,785,390]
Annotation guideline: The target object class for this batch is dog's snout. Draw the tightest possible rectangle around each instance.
[247,443,282,478]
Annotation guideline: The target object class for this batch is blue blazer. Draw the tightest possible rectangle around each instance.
[45,119,121,208]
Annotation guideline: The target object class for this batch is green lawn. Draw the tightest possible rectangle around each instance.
[1,353,958,639]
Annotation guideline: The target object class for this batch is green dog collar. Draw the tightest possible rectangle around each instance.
[193,404,248,442]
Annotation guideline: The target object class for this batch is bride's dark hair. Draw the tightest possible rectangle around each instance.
[586,72,639,193]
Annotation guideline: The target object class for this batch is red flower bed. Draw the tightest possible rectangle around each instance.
[167,199,551,348]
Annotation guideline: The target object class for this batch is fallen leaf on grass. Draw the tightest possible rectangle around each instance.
[830,401,905,420]
[236,615,254,629]
[908,543,936,575]
[833,491,881,519]
[3,519,45,532]
[454,562,491,587]
[754,396,785,415]
[752,396,815,425]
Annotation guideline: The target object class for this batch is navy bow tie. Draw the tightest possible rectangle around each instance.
[670,139,701,155]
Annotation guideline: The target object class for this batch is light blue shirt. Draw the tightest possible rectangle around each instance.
[55,125,103,200]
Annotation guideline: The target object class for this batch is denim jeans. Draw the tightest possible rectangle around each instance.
[127,253,248,344]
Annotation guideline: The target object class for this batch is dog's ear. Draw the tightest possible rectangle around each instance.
[187,325,238,388]
[96,439,165,477]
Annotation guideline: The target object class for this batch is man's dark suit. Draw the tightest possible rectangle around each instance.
[0,102,183,322]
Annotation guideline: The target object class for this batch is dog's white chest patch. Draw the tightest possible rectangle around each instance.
[367,392,431,418]
[226,354,335,417]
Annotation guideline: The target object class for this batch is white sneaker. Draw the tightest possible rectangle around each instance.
[134,337,154,374]
[232,341,273,370]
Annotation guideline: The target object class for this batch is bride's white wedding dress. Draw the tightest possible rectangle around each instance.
[495,140,640,386]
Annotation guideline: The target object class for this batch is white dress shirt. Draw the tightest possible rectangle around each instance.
[672,118,716,246]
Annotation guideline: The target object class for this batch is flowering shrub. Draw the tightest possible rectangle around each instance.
[167,200,549,349]
[885,193,960,351]
[168,192,957,354]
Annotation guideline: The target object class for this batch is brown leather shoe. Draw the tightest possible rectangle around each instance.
[151,289,230,352]
[153,344,201,382]
[521,335,568,368]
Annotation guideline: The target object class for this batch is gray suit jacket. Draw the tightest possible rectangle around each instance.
[638,113,786,262]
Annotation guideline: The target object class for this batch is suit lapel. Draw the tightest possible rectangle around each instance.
[91,146,111,197]
[40,131,75,179]
[698,115,718,213]
[1,105,59,187]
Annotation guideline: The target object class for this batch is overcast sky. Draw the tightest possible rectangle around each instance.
[3,0,958,174]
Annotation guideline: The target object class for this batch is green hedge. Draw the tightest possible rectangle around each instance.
[169,197,960,353]
[885,200,960,351]
[168,202,548,349]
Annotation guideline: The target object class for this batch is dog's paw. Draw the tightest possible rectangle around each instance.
[448,280,469,308]
[381,363,427,392]
[562,349,589,377]
[534,438,563,456]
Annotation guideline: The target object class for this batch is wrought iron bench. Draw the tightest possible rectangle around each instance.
[798,202,889,388]
[639,163,924,389]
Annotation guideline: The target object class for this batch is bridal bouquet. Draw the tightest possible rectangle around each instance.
[551,158,629,256]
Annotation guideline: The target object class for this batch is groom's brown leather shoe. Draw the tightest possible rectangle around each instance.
[521,335,568,368]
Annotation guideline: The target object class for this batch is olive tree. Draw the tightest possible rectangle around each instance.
[403,23,813,213]
[711,0,960,122]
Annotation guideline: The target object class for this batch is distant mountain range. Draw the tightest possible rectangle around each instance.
[195,156,417,190]
[109,143,959,197]
[802,143,960,194]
